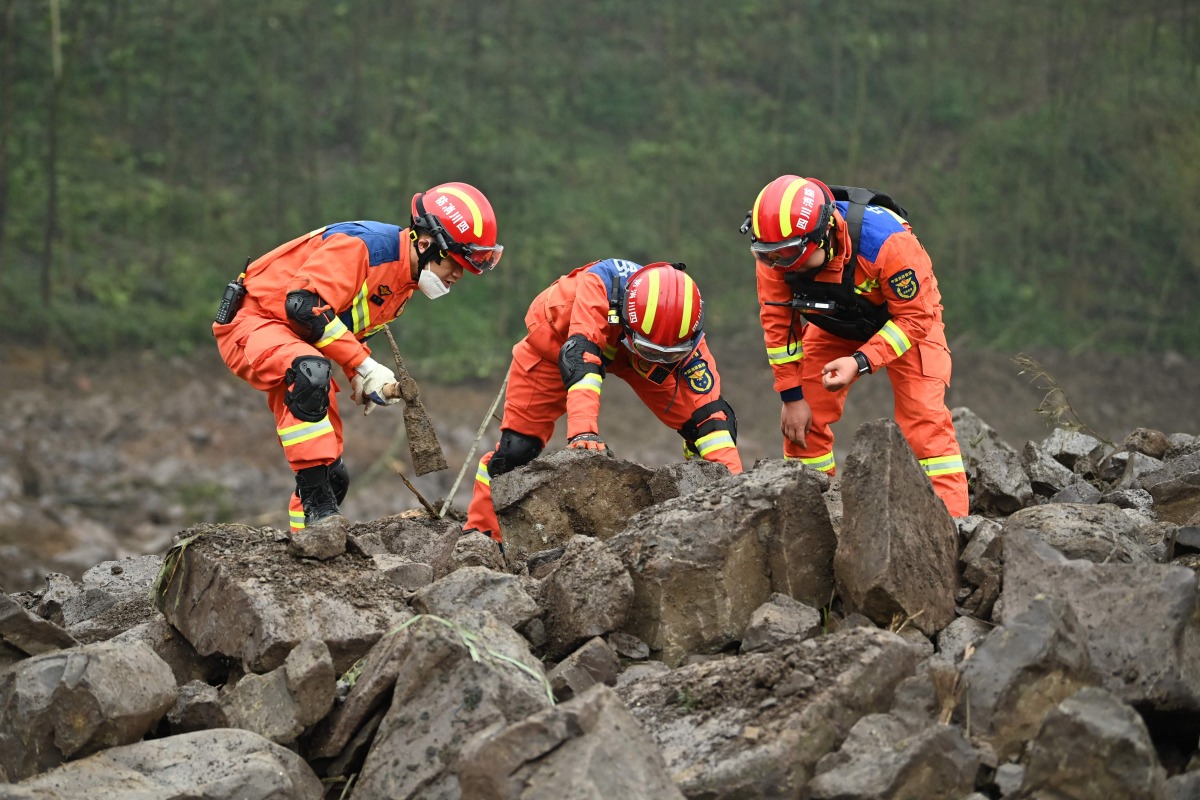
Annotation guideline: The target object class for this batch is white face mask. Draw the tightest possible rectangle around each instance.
[417,269,451,300]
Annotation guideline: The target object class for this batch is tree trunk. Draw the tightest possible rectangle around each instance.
[42,0,63,306]
[154,0,179,282]
[0,0,14,273]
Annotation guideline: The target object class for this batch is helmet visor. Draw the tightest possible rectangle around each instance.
[626,331,701,365]
[750,236,815,270]
[454,242,503,273]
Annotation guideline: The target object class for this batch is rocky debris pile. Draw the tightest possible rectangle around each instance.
[0,357,471,594]
[2,411,1200,799]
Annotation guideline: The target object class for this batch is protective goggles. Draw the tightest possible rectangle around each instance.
[750,235,819,270]
[449,241,503,273]
[625,331,702,365]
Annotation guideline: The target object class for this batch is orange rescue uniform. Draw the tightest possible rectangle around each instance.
[466,259,743,539]
[757,204,969,516]
[212,222,417,531]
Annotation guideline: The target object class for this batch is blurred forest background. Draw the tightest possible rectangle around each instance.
[1,0,1197,377]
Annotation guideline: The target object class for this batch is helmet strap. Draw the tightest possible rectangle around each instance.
[411,193,456,272]
[410,228,444,274]
[819,215,837,264]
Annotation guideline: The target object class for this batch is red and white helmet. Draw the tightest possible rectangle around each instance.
[621,263,704,364]
[410,181,503,274]
[743,175,835,270]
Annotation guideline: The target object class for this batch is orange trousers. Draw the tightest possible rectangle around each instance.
[786,327,969,517]
[214,313,345,531]
[464,340,566,539]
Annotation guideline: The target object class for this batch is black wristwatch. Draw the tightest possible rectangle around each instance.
[852,351,872,375]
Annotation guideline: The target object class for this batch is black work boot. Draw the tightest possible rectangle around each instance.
[291,465,348,560]
[296,465,344,525]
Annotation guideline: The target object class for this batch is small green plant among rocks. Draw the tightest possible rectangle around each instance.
[1013,354,1113,446]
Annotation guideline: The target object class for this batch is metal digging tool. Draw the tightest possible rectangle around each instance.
[380,327,448,476]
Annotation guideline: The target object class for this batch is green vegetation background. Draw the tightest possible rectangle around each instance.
[2,1,1197,377]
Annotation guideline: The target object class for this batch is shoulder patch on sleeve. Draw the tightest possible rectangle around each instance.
[681,357,715,394]
[887,268,920,301]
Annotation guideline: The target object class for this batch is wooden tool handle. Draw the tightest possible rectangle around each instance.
[380,378,419,402]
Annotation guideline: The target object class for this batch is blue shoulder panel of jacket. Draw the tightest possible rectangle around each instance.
[586,258,643,288]
[834,201,906,262]
[322,221,402,267]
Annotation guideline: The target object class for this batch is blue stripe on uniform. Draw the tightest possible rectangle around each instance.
[322,221,402,267]
[835,201,906,262]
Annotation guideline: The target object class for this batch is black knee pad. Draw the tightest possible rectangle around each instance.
[488,430,543,477]
[680,397,738,443]
[558,334,605,387]
[285,290,335,343]
[328,457,350,505]
[284,355,332,422]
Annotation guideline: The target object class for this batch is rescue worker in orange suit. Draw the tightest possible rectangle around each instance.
[741,175,968,517]
[464,260,743,543]
[213,182,503,547]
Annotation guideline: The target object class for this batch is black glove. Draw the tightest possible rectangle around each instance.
[567,432,609,453]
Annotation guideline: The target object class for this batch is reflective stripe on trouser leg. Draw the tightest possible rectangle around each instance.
[267,375,345,532]
[467,340,568,542]
[277,417,335,448]
[921,454,969,517]
[693,429,736,459]
[781,327,853,471]
[289,492,305,532]
[464,450,502,541]
[888,339,969,517]
[921,454,965,477]
[785,451,836,472]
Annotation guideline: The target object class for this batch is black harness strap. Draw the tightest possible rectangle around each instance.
[839,186,875,296]
[781,185,906,343]
[608,272,622,325]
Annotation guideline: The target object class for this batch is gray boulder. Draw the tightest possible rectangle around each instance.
[153,523,410,673]
[1015,687,1166,799]
[0,640,177,780]
[1,728,322,799]
[618,627,918,799]
[1003,528,1200,711]
[836,420,959,635]
[608,459,836,666]
[351,611,553,799]
[458,684,685,800]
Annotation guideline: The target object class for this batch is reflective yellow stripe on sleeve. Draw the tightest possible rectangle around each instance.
[767,344,802,365]
[920,454,965,476]
[315,316,350,349]
[878,320,912,358]
[568,373,603,395]
[290,509,306,531]
[277,417,334,447]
